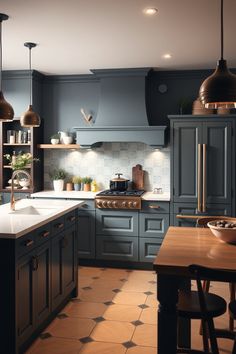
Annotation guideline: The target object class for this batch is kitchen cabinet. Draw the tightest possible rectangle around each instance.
[0,118,43,200]
[169,115,235,225]
[77,210,96,259]
[0,210,78,354]
[96,209,139,261]
[139,201,169,262]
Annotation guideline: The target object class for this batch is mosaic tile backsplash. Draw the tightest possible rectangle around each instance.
[44,143,170,193]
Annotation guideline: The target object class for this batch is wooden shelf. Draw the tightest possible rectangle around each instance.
[3,143,30,146]
[3,165,32,169]
[38,144,80,149]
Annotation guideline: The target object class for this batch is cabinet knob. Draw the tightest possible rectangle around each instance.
[68,215,76,222]
[107,201,112,207]
[122,201,127,208]
[149,205,160,209]
[112,201,118,208]
[102,201,107,208]
[55,222,64,229]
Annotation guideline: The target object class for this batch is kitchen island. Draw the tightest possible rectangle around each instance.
[0,198,83,354]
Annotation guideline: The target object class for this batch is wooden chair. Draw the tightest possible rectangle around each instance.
[177,264,236,354]
[196,216,236,331]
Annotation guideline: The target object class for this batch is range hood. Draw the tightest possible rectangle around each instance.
[73,68,167,149]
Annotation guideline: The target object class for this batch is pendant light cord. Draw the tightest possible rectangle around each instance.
[221,0,224,60]
[29,46,32,105]
[0,19,2,91]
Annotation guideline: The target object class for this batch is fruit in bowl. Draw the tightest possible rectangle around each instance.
[207,219,236,244]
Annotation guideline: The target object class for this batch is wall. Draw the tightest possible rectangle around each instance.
[44,143,170,193]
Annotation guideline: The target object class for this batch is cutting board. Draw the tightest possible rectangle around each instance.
[132,164,144,190]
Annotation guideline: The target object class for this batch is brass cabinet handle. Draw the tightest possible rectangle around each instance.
[25,239,34,247]
[202,143,207,213]
[31,256,38,271]
[41,231,50,238]
[55,222,64,229]
[197,144,202,213]
[149,205,160,209]
[68,215,76,222]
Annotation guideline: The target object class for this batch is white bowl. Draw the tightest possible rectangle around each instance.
[19,179,30,189]
[207,220,236,244]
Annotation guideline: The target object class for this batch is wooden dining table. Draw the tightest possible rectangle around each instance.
[153,226,236,354]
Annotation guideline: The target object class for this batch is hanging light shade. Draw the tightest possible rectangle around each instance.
[0,13,14,121]
[20,42,41,127]
[199,0,236,109]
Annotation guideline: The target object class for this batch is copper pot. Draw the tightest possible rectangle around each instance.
[110,173,129,191]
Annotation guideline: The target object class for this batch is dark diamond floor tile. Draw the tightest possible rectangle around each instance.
[138,304,149,309]
[122,341,137,349]
[82,286,92,290]
[92,276,100,279]
[80,336,94,344]
[112,288,122,293]
[100,268,107,271]
[40,332,52,340]
[144,291,154,296]
[104,301,115,306]
[93,316,105,323]
[57,313,68,319]
[148,280,156,284]
[126,269,133,273]
[120,278,128,282]
[131,320,144,326]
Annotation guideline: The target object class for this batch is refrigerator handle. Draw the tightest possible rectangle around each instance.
[197,144,202,213]
[202,143,207,213]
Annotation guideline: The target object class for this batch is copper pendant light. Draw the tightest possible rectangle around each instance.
[0,13,14,121]
[199,0,236,109]
[20,42,41,127]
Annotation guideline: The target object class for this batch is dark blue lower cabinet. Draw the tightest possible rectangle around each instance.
[139,237,163,262]
[77,210,95,259]
[96,235,138,261]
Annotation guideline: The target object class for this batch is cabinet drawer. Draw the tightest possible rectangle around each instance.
[141,201,169,214]
[65,210,77,229]
[139,237,163,263]
[139,213,169,238]
[96,235,138,261]
[78,200,95,211]
[51,216,65,235]
[16,232,36,258]
[96,210,138,236]
[35,223,51,246]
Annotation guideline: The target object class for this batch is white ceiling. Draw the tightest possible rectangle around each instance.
[1,0,236,75]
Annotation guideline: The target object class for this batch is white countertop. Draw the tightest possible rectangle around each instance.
[31,190,99,199]
[31,190,170,201]
[0,198,84,239]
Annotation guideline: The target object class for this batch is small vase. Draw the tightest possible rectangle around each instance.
[66,182,73,191]
[53,179,64,192]
[83,183,91,192]
[74,183,80,191]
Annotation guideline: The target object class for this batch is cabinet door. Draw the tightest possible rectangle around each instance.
[203,122,232,204]
[34,241,51,327]
[77,210,95,259]
[96,210,138,236]
[17,253,35,346]
[51,232,64,311]
[173,122,201,203]
[62,226,77,297]
[139,213,169,238]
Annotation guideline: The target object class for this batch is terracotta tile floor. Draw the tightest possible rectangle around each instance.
[26,266,235,354]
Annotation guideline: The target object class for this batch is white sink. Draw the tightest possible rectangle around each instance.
[9,205,59,216]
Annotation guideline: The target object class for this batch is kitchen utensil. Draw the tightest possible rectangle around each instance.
[63,136,73,144]
[110,173,129,191]
[58,131,69,144]
[132,164,144,190]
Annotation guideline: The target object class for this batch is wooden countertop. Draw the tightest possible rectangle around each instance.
[153,226,236,277]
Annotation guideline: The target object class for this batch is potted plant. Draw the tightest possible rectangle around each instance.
[4,152,39,170]
[82,176,92,192]
[72,176,81,191]
[66,179,73,191]
[50,133,60,145]
[49,168,67,191]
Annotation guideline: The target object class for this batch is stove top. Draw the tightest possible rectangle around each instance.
[97,189,145,197]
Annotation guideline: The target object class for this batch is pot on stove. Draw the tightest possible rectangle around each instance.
[110,173,129,191]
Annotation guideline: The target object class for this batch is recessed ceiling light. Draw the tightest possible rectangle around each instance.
[163,54,172,59]
[144,7,158,15]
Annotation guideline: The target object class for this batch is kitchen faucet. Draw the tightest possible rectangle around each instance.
[10,169,31,211]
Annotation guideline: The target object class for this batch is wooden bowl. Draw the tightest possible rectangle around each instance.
[207,220,236,244]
